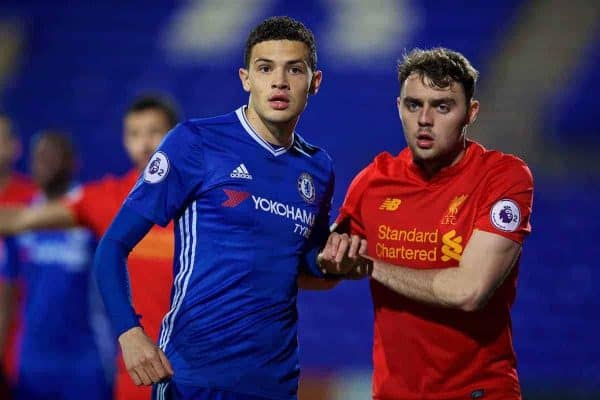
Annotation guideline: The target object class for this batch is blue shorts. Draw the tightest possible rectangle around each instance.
[15,365,111,400]
[153,382,274,400]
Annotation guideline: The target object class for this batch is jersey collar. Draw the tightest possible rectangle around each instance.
[235,106,294,157]
[405,140,478,184]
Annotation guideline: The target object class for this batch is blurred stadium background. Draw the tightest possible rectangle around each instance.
[1,0,598,399]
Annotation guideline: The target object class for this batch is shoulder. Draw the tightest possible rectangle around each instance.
[292,133,334,170]
[345,151,392,192]
[10,172,35,187]
[85,171,125,192]
[183,110,239,136]
[8,172,37,200]
[366,149,408,176]
[473,142,533,185]
[75,169,138,205]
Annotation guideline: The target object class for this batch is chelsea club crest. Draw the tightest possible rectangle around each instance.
[297,173,316,203]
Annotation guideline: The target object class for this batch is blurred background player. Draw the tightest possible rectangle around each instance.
[0,131,114,400]
[0,115,36,206]
[0,95,179,400]
[0,114,36,398]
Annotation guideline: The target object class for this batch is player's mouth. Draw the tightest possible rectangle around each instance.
[269,93,290,110]
[416,132,434,149]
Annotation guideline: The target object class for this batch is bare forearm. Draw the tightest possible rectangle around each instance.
[0,207,25,235]
[371,262,475,310]
[0,202,76,235]
[370,231,523,311]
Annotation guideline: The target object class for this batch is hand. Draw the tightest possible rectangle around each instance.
[317,232,370,275]
[119,326,174,386]
[344,260,373,280]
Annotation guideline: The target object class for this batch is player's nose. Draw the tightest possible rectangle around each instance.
[417,106,433,126]
[271,68,289,89]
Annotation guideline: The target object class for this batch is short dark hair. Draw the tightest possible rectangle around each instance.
[33,131,76,162]
[398,48,479,102]
[126,94,180,128]
[244,16,317,71]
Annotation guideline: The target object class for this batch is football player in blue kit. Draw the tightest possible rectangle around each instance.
[0,132,114,400]
[93,16,367,400]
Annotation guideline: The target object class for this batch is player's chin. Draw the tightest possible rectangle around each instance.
[411,148,438,163]
[410,142,431,154]
[267,109,299,123]
[135,156,151,170]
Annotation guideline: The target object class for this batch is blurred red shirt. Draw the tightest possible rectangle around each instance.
[66,169,173,400]
[0,173,37,383]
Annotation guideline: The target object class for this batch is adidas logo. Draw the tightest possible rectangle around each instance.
[230,163,253,180]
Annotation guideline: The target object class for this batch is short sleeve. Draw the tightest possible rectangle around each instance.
[334,164,374,236]
[63,183,111,237]
[125,122,205,226]
[474,158,534,243]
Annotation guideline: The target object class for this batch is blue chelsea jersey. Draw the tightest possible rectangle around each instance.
[0,190,114,386]
[125,107,335,399]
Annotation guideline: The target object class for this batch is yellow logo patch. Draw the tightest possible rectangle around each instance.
[379,198,402,211]
[441,230,463,262]
[441,195,468,225]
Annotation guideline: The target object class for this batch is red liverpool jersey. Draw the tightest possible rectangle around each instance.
[66,169,173,400]
[0,173,36,206]
[337,141,533,400]
[0,173,36,383]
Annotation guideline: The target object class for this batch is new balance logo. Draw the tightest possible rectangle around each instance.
[379,198,402,211]
[230,163,253,179]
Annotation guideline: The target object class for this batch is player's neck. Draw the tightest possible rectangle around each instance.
[42,180,70,201]
[0,168,11,192]
[244,107,295,147]
[416,142,467,179]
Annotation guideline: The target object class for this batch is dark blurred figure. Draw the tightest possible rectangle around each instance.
[0,132,114,400]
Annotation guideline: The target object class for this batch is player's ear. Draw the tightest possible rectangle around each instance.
[466,99,480,125]
[309,70,322,95]
[239,68,251,93]
[396,96,404,121]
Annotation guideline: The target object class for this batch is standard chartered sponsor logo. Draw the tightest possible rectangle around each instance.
[251,195,316,227]
[375,224,464,262]
[376,242,437,261]
[441,230,463,262]
[376,224,438,261]
[378,225,438,243]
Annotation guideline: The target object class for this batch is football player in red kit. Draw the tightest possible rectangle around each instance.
[321,48,533,400]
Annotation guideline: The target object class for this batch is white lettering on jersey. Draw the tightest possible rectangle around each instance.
[251,195,316,227]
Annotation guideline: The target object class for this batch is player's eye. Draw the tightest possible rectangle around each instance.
[405,101,419,112]
[438,103,451,113]
[289,66,304,74]
[257,64,271,72]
